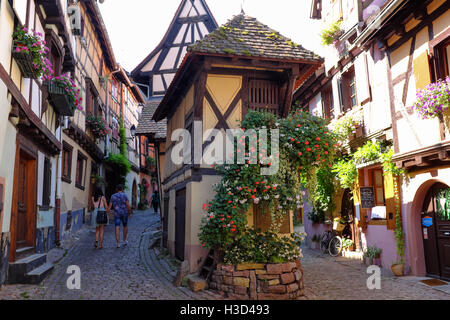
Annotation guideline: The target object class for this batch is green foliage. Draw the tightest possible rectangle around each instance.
[308,208,325,224]
[104,119,130,186]
[332,157,357,190]
[342,238,355,249]
[223,229,305,265]
[364,245,382,259]
[332,113,361,140]
[333,140,404,190]
[394,211,405,264]
[320,20,343,46]
[353,141,383,165]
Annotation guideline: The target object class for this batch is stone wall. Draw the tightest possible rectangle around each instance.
[209,261,304,300]
[0,233,10,287]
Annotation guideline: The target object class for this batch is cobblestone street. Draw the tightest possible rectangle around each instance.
[1,211,450,300]
[0,209,220,300]
[300,247,450,300]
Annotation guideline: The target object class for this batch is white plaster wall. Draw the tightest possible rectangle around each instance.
[0,1,16,234]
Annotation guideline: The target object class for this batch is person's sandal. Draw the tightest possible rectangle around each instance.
[99,244,103,249]
[94,241,98,248]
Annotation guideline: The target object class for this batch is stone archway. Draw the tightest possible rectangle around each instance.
[406,178,448,276]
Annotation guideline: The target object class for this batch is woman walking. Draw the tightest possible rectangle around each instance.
[90,187,109,249]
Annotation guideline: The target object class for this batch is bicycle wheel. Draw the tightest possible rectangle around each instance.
[328,236,343,257]
[320,231,331,254]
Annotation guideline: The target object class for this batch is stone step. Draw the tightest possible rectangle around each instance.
[15,247,35,259]
[187,274,208,293]
[8,253,47,284]
[25,263,54,285]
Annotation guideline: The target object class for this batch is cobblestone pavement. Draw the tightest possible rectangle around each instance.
[300,247,450,300]
[2,212,450,300]
[0,209,220,300]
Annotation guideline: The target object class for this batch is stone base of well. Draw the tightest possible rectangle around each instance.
[209,260,304,300]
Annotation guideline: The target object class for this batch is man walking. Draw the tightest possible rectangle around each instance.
[151,190,160,214]
[109,184,132,248]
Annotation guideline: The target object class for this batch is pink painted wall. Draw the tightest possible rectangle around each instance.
[363,226,397,269]
[304,202,332,246]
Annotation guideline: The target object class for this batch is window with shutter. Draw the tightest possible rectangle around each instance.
[322,84,334,119]
[75,152,87,190]
[249,79,280,115]
[62,142,73,183]
[42,157,52,208]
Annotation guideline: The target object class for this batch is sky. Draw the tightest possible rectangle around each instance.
[98,0,325,72]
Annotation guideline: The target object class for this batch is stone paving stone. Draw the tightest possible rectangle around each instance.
[301,247,450,300]
[2,212,449,300]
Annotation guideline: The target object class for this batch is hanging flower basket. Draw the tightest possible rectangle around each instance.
[11,26,52,79]
[44,74,82,116]
[45,81,75,116]
[12,44,39,79]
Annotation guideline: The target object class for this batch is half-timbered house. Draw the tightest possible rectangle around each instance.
[134,0,218,215]
[299,0,450,279]
[0,0,76,285]
[152,12,322,272]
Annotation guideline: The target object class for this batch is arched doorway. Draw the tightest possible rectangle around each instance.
[132,180,137,209]
[341,189,360,251]
[421,182,450,280]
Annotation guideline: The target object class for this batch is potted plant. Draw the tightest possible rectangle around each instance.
[44,73,83,116]
[308,208,325,225]
[320,20,343,46]
[310,234,320,250]
[12,26,52,79]
[342,238,354,252]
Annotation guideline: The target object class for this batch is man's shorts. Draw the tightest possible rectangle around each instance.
[114,214,128,227]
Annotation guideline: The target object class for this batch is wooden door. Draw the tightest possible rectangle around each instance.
[175,189,186,261]
[422,183,450,280]
[422,186,440,277]
[16,157,28,247]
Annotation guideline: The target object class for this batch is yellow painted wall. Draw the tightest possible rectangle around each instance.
[60,134,93,213]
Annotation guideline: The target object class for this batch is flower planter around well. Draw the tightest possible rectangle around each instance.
[12,45,39,79]
[45,82,75,116]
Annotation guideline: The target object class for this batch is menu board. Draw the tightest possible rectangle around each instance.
[360,187,375,209]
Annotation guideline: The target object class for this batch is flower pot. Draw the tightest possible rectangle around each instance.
[373,258,382,267]
[45,82,75,116]
[12,44,39,79]
[365,257,373,265]
[391,264,404,277]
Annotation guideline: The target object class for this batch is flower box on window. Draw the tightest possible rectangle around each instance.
[11,26,52,79]
[12,43,39,79]
[44,74,82,116]
[45,82,75,116]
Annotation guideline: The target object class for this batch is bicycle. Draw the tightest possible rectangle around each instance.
[320,230,343,257]
[319,218,346,257]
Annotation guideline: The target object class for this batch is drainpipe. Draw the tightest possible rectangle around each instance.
[156,143,164,249]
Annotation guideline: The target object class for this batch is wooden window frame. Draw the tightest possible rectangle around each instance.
[429,27,450,82]
[372,169,385,207]
[321,84,334,119]
[75,151,87,191]
[41,156,52,210]
[344,67,358,111]
[62,142,73,184]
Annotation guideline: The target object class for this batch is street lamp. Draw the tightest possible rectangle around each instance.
[127,125,136,141]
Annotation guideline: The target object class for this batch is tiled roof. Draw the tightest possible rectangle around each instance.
[188,13,322,62]
[136,100,167,139]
